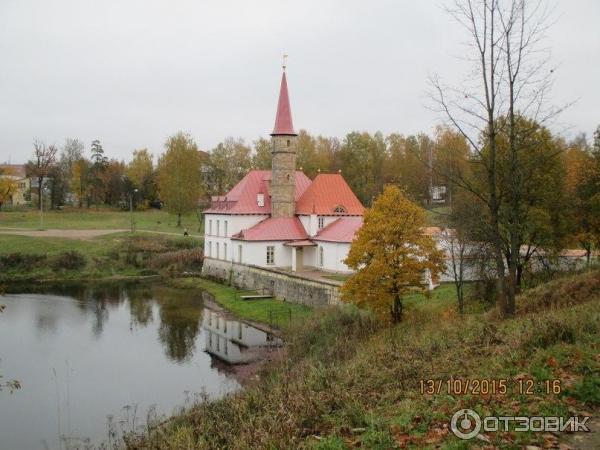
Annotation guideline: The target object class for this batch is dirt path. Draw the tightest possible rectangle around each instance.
[0,228,128,240]
[0,228,198,240]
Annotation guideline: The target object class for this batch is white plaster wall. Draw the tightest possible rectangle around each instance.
[298,215,311,235]
[298,214,348,236]
[303,246,318,268]
[204,214,269,262]
[314,241,352,273]
[204,213,268,238]
[234,241,293,268]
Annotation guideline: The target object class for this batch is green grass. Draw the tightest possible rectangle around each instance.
[0,233,119,256]
[0,208,203,235]
[321,273,351,282]
[169,277,313,329]
[424,205,451,226]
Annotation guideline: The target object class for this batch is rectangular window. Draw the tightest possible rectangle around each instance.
[266,246,275,265]
[318,217,324,229]
[224,220,228,237]
[238,245,243,263]
[224,243,228,261]
[208,241,212,257]
[209,220,213,235]
[216,242,220,260]
[319,246,324,267]
[216,220,220,236]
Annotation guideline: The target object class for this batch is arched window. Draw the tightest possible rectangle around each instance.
[333,205,347,213]
[286,139,291,147]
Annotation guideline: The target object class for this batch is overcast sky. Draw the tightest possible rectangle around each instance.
[1,0,598,163]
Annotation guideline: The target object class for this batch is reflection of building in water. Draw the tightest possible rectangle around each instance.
[202,307,282,364]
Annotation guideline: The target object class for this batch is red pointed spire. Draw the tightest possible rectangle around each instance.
[271,70,296,136]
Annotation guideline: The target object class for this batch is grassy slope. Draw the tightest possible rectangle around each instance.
[130,271,600,449]
[168,277,312,329]
[0,208,202,235]
[0,232,203,282]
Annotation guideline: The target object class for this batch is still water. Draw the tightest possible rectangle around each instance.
[0,282,241,450]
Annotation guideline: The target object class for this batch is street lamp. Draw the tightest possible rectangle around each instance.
[39,185,48,230]
[130,188,138,233]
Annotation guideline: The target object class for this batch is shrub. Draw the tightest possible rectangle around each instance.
[49,251,87,271]
[149,249,204,271]
[0,253,47,271]
[171,237,202,250]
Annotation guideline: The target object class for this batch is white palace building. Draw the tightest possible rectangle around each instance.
[203,68,364,274]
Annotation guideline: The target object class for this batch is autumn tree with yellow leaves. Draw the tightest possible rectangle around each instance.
[0,166,18,210]
[342,185,445,322]
[157,132,204,227]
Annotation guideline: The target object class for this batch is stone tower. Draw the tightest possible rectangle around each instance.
[270,68,297,218]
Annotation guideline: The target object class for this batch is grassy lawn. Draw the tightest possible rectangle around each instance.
[0,233,120,256]
[0,208,203,235]
[321,273,351,282]
[424,205,451,226]
[169,277,313,329]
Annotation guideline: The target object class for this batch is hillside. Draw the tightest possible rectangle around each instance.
[128,271,600,449]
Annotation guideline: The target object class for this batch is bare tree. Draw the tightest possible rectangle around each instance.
[429,0,563,316]
[26,141,58,209]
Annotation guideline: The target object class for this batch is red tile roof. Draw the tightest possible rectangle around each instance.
[296,173,364,216]
[271,71,296,135]
[232,217,308,241]
[205,170,311,214]
[313,217,363,243]
[0,164,27,178]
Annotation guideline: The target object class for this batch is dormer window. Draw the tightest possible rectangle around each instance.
[257,193,265,207]
[333,205,347,214]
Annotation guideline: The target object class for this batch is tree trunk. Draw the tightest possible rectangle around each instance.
[390,294,403,323]
[37,177,43,209]
[516,264,523,291]
[456,283,464,314]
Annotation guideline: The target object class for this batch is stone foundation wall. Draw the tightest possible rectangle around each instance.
[201,258,340,307]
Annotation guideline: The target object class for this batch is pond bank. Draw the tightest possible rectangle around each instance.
[169,277,313,330]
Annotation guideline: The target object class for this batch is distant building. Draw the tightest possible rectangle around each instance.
[0,164,30,206]
[203,68,365,273]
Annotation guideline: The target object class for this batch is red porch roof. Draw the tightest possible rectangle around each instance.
[313,217,363,243]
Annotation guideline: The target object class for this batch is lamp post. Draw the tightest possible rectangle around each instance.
[129,188,138,233]
[39,186,47,230]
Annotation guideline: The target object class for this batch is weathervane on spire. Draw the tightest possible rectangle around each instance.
[282,54,288,71]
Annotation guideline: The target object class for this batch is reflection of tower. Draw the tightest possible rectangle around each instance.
[270,62,297,218]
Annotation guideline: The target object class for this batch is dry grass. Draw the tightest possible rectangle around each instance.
[126,271,600,449]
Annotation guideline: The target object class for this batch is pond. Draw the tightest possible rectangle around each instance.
[0,281,276,450]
